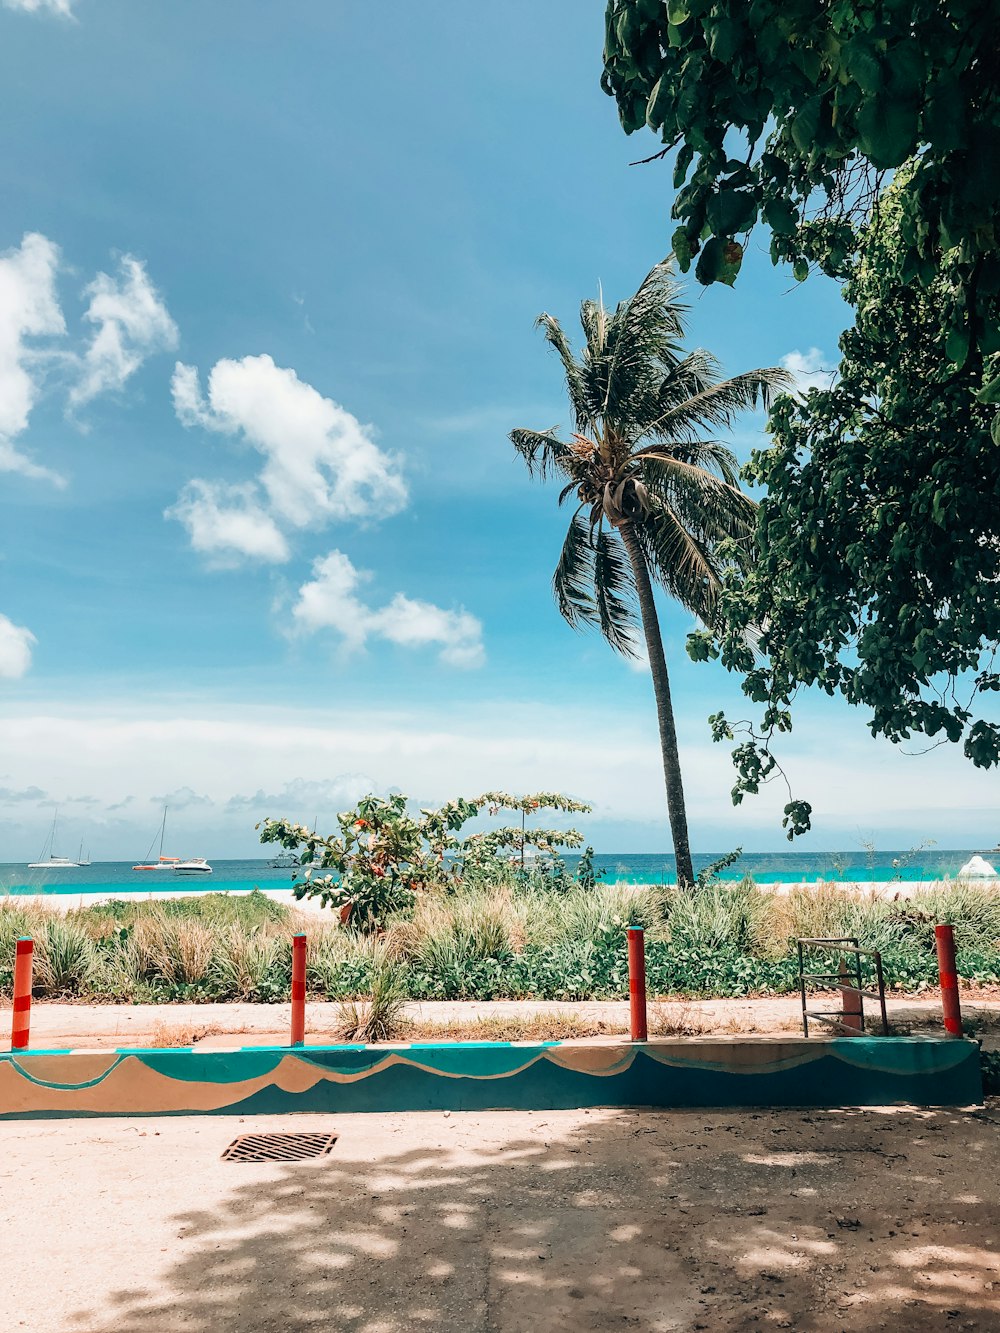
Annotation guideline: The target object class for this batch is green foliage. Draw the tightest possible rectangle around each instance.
[576,845,605,889]
[695,846,743,888]
[259,790,591,927]
[602,1,1000,407]
[700,173,1000,830]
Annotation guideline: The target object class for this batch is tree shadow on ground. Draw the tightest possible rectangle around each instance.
[71,1104,1000,1332]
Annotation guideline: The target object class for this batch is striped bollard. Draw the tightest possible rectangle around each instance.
[11,937,33,1051]
[290,933,307,1046]
[934,924,962,1037]
[627,926,648,1042]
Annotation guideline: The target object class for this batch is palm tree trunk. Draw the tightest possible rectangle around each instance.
[618,520,695,889]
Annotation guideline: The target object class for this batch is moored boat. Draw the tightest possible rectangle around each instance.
[172,858,212,876]
[28,812,80,869]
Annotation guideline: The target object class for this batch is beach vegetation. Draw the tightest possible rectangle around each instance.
[511,261,786,884]
[5,876,1000,1005]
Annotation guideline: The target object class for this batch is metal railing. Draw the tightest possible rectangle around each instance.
[796,937,889,1037]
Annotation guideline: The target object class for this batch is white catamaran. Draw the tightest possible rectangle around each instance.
[28,811,81,869]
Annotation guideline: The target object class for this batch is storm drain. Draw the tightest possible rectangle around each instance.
[221,1132,338,1162]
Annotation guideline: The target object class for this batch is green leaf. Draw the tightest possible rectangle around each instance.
[667,2,689,23]
[945,326,970,366]
[672,142,694,188]
[790,96,823,154]
[976,373,1000,406]
[764,196,798,236]
[857,97,919,167]
[793,257,809,282]
[992,413,1000,447]
[706,188,757,237]
[694,236,726,285]
[645,74,674,130]
[707,18,741,64]
[844,42,883,96]
[671,225,693,270]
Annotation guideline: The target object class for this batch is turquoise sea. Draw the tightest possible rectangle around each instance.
[0,849,993,895]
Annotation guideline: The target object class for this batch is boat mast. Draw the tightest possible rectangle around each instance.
[160,805,168,858]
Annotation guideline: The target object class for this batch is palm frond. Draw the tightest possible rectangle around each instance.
[553,510,598,631]
[597,261,690,441]
[649,366,793,438]
[634,439,743,486]
[534,314,589,431]
[510,427,575,481]
[593,527,640,656]
[643,460,758,553]
[639,502,722,624]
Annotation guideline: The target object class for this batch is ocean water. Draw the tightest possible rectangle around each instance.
[0,849,992,895]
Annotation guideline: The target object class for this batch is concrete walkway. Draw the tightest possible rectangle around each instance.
[1,1104,998,1331]
[4,994,999,1050]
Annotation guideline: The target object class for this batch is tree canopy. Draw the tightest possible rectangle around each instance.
[601,0,1000,402]
[689,172,1000,837]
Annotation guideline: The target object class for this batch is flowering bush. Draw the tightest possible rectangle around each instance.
[258,789,592,929]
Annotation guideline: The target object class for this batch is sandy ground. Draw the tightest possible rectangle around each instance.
[1,1104,998,1332]
[9,879,997,914]
[4,994,999,1051]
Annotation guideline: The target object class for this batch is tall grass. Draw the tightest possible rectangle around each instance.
[2,876,1000,1002]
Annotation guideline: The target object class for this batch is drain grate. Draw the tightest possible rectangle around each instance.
[221,1132,338,1162]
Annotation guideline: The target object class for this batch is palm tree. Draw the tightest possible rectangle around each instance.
[511,260,788,887]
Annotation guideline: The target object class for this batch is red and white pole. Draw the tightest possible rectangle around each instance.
[11,937,33,1051]
[290,933,307,1046]
[627,926,648,1042]
[935,924,962,1037]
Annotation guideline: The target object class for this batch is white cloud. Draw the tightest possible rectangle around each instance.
[781,347,836,396]
[292,549,485,668]
[170,355,408,562]
[151,786,212,811]
[0,232,66,484]
[0,613,36,678]
[0,784,46,802]
[4,695,1000,858]
[70,256,177,408]
[165,479,290,565]
[2,0,75,15]
[226,773,378,816]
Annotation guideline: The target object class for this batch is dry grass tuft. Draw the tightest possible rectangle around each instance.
[148,1021,226,1048]
[403,1012,625,1042]
[649,1001,711,1037]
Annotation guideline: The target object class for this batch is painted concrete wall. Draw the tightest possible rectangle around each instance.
[0,1036,981,1119]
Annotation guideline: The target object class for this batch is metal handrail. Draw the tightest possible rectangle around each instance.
[796,937,889,1037]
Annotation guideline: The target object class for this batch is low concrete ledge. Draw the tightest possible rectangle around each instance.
[0,1035,981,1119]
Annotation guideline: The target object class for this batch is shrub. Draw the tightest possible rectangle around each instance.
[34,921,97,996]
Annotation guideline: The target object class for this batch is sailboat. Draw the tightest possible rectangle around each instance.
[133,807,212,875]
[28,811,81,869]
[133,806,181,872]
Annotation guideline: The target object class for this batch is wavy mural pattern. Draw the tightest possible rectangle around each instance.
[0,1036,982,1119]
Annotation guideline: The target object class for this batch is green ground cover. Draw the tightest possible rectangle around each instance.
[2,875,999,1005]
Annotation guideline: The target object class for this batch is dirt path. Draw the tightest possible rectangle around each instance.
[4,993,999,1050]
[1,1104,997,1331]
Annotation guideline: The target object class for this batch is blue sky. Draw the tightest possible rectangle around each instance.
[0,0,996,861]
